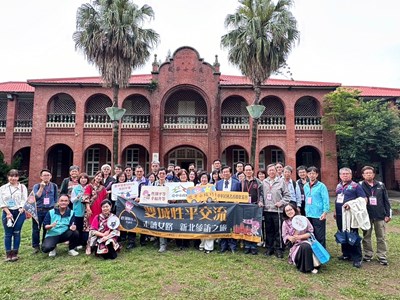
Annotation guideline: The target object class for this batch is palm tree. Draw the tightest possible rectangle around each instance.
[73,0,159,166]
[221,0,299,167]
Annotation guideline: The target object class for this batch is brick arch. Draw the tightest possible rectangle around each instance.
[83,144,112,176]
[221,95,249,115]
[47,93,76,114]
[161,85,210,115]
[294,96,321,116]
[221,144,249,169]
[258,145,286,168]
[46,143,74,186]
[84,93,113,113]
[295,145,322,171]
[260,95,286,115]
[163,145,207,171]
[122,94,150,114]
[163,141,208,158]
[221,95,250,107]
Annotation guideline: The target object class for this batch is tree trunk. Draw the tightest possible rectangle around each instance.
[250,84,261,167]
[112,84,119,168]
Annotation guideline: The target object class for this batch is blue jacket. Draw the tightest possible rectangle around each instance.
[303,180,330,218]
[215,178,241,192]
[43,208,75,237]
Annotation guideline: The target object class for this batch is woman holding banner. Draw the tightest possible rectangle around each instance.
[0,169,28,261]
[71,173,90,250]
[83,171,107,255]
[88,200,120,259]
[197,172,215,254]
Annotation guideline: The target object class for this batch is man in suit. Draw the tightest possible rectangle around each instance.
[216,166,241,253]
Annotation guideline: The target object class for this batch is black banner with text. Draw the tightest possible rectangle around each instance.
[116,197,262,242]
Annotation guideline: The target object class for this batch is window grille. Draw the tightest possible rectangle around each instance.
[86,95,113,114]
[261,97,284,115]
[48,94,76,113]
[295,97,319,116]
[0,99,7,120]
[221,97,248,116]
[164,90,207,115]
[123,95,150,115]
[16,99,33,120]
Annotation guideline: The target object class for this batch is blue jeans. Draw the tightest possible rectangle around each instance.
[2,210,26,251]
[31,208,51,248]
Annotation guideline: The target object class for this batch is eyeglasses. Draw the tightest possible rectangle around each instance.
[174,168,180,171]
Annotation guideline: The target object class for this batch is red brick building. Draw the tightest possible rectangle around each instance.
[1,46,399,191]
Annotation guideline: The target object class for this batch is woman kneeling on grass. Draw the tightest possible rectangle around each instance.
[282,202,319,274]
[88,200,120,259]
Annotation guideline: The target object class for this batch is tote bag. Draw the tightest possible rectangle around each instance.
[309,234,330,264]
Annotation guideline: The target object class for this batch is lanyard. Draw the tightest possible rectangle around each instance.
[8,185,19,197]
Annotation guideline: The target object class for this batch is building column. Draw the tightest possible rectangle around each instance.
[4,95,16,164]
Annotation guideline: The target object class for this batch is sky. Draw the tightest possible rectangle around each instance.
[0,0,399,88]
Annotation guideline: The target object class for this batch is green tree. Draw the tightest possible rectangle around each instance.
[73,0,159,166]
[322,87,400,169]
[0,154,21,185]
[221,0,299,166]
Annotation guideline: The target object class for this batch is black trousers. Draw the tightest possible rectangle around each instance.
[336,214,362,262]
[42,230,79,253]
[263,211,284,252]
[308,217,327,248]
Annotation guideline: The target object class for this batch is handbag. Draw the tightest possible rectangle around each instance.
[346,231,362,246]
[334,230,347,244]
[309,233,330,264]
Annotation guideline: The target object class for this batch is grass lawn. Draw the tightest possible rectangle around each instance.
[1,200,400,300]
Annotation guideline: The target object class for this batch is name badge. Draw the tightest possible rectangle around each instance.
[336,194,344,204]
[266,193,272,201]
[307,197,312,205]
[369,196,377,206]
[301,195,305,201]
[6,197,16,207]
[248,196,252,203]
[43,197,50,205]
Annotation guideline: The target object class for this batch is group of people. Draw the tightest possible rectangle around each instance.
[0,160,391,274]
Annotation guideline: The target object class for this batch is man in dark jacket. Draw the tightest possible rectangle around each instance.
[360,166,391,266]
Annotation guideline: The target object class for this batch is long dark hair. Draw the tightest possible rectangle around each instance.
[282,202,299,220]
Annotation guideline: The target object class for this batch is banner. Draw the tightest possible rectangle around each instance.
[140,186,169,204]
[23,191,38,224]
[186,185,215,195]
[111,181,139,201]
[186,191,250,203]
[116,197,262,242]
[165,182,194,200]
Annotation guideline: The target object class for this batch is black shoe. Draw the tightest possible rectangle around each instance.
[205,250,212,254]
[126,242,136,250]
[32,247,40,254]
[264,249,274,256]
[276,251,284,259]
[338,255,350,261]
[251,249,258,255]
[353,261,362,268]
[244,248,251,254]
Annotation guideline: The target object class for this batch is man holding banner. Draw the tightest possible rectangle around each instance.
[216,166,241,254]
[242,164,264,255]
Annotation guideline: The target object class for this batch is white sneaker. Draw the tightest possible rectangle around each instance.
[158,245,167,253]
[68,249,79,256]
[75,246,83,251]
[49,249,57,257]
